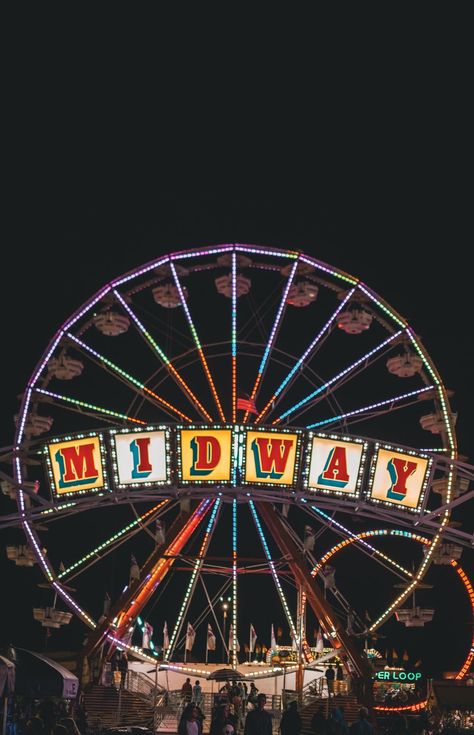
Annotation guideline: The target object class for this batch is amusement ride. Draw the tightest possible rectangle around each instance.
[2,244,473,709]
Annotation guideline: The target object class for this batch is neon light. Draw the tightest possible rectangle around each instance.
[52,580,96,627]
[275,330,403,424]
[249,500,298,643]
[235,245,298,259]
[452,560,474,679]
[374,702,428,713]
[113,291,212,421]
[67,334,192,422]
[299,255,358,285]
[116,500,212,636]
[232,498,238,669]
[111,256,168,286]
[170,262,226,421]
[306,385,434,429]
[166,499,220,658]
[232,251,237,423]
[357,283,407,329]
[244,259,299,421]
[34,388,146,425]
[28,333,65,388]
[256,288,356,423]
[58,501,168,578]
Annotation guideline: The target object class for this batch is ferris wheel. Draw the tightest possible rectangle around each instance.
[3,243,473,686]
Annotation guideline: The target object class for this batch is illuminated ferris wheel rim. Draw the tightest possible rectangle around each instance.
[10,242,465,679]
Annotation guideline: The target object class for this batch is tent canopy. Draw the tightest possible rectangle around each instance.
[7,648,79,699]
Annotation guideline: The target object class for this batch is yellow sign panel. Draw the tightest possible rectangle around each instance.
[48,436,105,495]
[244,430,299,485]
[371,449,429,509]
[180,429,232,482]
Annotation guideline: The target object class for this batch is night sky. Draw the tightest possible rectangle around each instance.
[2,30,473,681]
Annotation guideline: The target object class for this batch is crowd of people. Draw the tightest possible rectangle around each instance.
[5,697,87,735]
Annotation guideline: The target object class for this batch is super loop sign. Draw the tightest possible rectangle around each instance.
[44,425,433,513]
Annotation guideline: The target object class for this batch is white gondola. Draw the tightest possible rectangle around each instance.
[152,283,187,308]
[94,311,130,336]
[431,476,469,501]
[419,413,445,434]
[215,274,251,298]
[48,355,84,380]
[6,545,37,567]
[33,607,73,629]
[386,353,423,377]
[337,308,373,334]
[395,606,435,627]
[286,281,319,307]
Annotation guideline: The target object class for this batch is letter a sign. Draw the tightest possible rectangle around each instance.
[244,430,300,486]
[179,429,232,483]
[307,436,366,496]
[370,447,431,509]
[47,435,106,496]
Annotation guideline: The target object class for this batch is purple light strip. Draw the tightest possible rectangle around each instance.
[111,257,169,287]
[52,580,96,627]
[306,385,434,429]
[171,244,235,261]
[235,244,298,259]
[299,255,358,285]
[65,285,113,330]
[15,387,33,448]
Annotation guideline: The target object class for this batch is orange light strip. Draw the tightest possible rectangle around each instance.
[452,560,474,679]
[115,499,212,638]
[374,701,428,712]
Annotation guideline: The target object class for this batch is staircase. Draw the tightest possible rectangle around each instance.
[301,695,361,733]
[84,684,154,729]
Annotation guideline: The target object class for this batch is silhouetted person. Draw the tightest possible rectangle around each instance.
[311,706,327,735]
[244,693,272,735]
[280,701,302,735]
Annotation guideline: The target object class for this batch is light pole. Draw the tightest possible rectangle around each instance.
[220,596,231,663]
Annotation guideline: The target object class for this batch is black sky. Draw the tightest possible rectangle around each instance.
[1,21,473,677]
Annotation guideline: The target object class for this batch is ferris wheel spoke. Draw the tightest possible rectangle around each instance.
[169,262,226,421]
[231,498,238,668]
[34,387,147,425]
[272,330,404,426]
[248,500,298,643]
[113,290,213,422]
[242,259,299,422]
[303,385,434,430]
[166,499,221,661]
[231,252,238,423]
[66,334,193,422]
[256,288,356,424]
[57,500,170,583]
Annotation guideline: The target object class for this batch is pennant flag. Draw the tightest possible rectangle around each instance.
[282,504,290,518]
[244,644,250,654]
[384,649,389,660]
[142,621,153,649]
[103,592,111,616]
[304,525,315,551]
[271,624,277,649]
[237,396,258,414]
[250,624,257,652]
[364,610,371,624]
[122,623,134,646]
[315,627,324,654]
[155,519,165,546]
[414,659,422,668]
[163,621,169,651]
[277,626,283,639]
[185,622,196,651]
[392,648,398,660]
[207,623,216,651]
[59,561,66,573]
[229,624,240,651]
[402,649,409,662]
[129,554,140,584]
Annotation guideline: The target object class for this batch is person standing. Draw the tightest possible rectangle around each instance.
[280,701,302,735]
[310,705,327,735]
[335,662,344,695]
[118,652,128,689]
[325,664,335,698]
[182,678,193,705]
[178,704,203,735]
[244,693,272,735]
[349,708,373,735]
[193,680,203,707]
